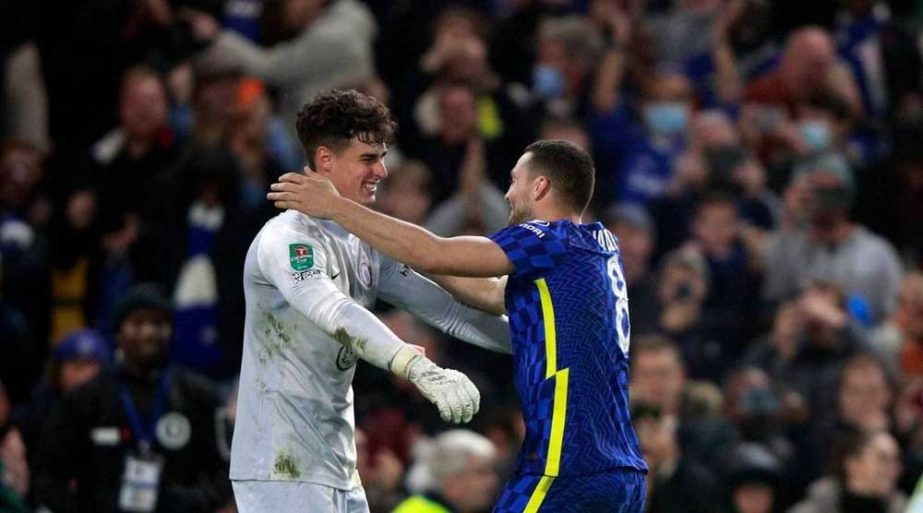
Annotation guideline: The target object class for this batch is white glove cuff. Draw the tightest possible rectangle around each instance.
[389,345,426,380]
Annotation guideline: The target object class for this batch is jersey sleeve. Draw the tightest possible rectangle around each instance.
[488,221,568,277]
[255,225,408,372]
[378,256,512,354]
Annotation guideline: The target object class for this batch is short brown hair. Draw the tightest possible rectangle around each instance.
[295,89,396,170]
[632,334,683,363]
[523,139,595,213]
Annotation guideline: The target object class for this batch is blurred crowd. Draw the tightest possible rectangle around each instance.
[1,0,923,512]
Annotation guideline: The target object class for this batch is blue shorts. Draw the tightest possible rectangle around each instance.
[493,470,646,513]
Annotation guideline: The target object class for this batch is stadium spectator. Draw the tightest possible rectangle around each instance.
[1,41,49,153]
[631,334,737,468]
[691,191,763,362]
[654,248,719,380]
[592,68,695,207]
[356,427,405,513]
[538,116,592,153]
[723,367,795,475]
[790,429,905,513]
[872,271,923,375]
[396,429,499,513]
[227,78,286,211]
[743,27,861,118]
[0,140,50,369]
[4,2,923,511]
[189,0,377,140]
[423,138,510,237]
[835,0,923,121]
[723,443,783,513]
[762,166,903,324]
[0,380,29,512]
[647,109,779,257]
[634,404,718,513]
[88,65,182,304]
[746,283,871,413]
[186,55,243,146]
[530,15,604,120]
[605,204,660,336]
[789,94,861,163]
[409,82,514,204]
[631,336,688,420]
[377,160,434,226]
[33,285,232,513]
[12,329,109,468]
[837,353,894,433]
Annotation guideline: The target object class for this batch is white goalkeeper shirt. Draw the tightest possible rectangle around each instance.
[229,210,510,490]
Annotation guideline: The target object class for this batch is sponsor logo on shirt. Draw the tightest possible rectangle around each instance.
[292,269,323,282]
[289,243,314,271]
[519,223,546,238]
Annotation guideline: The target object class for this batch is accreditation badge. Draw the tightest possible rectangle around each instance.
[118,451,164,512]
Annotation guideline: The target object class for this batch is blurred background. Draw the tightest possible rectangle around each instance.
[1,0,923,512]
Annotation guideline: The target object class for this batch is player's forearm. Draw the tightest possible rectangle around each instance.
[328,197,449,274]
[432,275,506,316]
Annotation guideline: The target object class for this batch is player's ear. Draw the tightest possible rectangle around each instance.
[533,175,552,201]
[314,147,335,174]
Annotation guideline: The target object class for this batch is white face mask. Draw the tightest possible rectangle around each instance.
[799,120,833,153]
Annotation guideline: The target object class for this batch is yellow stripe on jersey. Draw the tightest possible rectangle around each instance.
[535,278,557,379]
[523,476,555,513]
[545,368,569,477]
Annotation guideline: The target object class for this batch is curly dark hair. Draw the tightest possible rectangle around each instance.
[295,89,396,170]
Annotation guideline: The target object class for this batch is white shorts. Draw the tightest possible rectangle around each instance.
[232,480,370,513]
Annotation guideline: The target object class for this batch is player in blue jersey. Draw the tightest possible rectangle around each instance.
[269,140,648,512]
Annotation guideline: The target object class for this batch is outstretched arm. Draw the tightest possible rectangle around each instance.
[431,275,507,316]
[257,226,480,423]
[268,172,514,278]
[378,257,510,352]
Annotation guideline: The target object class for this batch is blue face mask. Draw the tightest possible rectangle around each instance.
[799,120,833,153]
[643,102,689,137]
[532,64,565,100]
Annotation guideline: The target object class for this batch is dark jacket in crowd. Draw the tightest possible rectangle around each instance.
[647,456,718,513]
[33,366,231,513]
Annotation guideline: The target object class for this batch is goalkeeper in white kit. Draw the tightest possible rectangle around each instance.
[230,90,511,512]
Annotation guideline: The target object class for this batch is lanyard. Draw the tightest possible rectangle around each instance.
[119,369,171,453]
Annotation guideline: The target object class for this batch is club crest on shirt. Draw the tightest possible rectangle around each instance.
[336,345,359,371]
[359,259,372,287]
[156,412,191,450]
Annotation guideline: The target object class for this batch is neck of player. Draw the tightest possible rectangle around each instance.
[534,203,583,225]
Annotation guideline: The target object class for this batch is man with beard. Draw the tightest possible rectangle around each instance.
[763,167,903,324]
[33,285,233,513]
[269,140,648,512]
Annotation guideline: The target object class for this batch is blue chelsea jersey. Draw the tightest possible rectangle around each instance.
[489,219,648,477]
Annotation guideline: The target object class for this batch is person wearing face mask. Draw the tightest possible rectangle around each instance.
[528,16,605,120]
[591,69,695,207]
[33,285,234,513]
[787,94,859,161]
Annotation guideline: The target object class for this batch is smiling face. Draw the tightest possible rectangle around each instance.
[504,153,539,225]
[319,138,389,205]
[118,307,172,373]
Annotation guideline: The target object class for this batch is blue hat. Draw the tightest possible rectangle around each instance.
[53,329,110,364]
